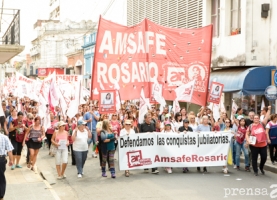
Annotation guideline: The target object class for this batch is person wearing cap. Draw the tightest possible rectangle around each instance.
[83,104,100,158]
[120,120,135,177]
[72,120,92,178]
[51,121,69,180]
[178,119,193,133]
[139,113,159,174]
[9,111,28,170]
[177,119,192,173]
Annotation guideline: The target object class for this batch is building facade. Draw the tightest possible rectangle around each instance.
[82,32,97,90]
[127,0,277,115]
[30,19,95,78]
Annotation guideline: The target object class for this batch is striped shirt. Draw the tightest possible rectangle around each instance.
[0,133,14,155]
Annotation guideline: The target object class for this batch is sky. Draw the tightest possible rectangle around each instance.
[1,0,126,59]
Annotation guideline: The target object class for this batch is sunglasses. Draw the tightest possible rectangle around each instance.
[125,124,131,125]
[225,121,230,123]
[112,114,117,116]
[30,118,33,120]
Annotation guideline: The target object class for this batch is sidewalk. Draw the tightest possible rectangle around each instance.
[4,152,60,200]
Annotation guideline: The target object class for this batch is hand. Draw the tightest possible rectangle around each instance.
[8,160,13,166]
[268,106,271,110]
[38,138,42,142]
[268,139,271,144]
[22,141,25,146]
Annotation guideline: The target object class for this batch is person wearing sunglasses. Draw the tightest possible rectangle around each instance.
[120,120,135,177]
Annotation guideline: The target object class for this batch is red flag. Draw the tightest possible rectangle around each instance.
[91,16,212,106]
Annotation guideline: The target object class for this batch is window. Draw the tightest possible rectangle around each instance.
[211,0,220,37]
[231,0,241,35]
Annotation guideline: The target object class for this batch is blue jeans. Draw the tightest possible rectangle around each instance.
[236,141,249,167]
[74,150,88,174]
[87,129,97,145]
[231,138,236,165]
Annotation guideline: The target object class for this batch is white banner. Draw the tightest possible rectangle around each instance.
[119,132,232,170]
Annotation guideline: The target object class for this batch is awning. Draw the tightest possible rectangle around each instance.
[210,66,276,95]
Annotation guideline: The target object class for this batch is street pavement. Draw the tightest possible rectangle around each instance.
[34,146,277,200]
[4,146,60,200]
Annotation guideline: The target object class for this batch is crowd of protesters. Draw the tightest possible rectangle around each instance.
[0,94,275,180]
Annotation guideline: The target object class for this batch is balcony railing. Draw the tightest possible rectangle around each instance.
[0,8,20,45]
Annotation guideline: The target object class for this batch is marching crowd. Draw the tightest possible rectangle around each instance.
[0,93,276,199]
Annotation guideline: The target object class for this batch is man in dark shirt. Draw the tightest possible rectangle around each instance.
[178,119,193,132]
[139,113,159,174]
[178,119,192,173]
[245,111,254,127]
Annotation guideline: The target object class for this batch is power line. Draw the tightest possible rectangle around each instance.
[0,0,4,32]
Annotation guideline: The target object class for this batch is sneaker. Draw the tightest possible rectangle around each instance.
[233,165,237,169]
[203,167,207,173]
[183,168,189,173]
[152,170,159,174]
[272,161,275,165]
[245,166,250,172]
[144,169,149,173]
[15,165,22,168]
[197,167,200,172]
[77,174,82,178]
[11,165,15,170]
[254,172,258,176]
[57,176,63,180]
[223,168,228,174]
[167,168,172,174]
[62,174,67,178]
[102,172,107,177]
[237,166,240,170]
[82,171,84,175]
[111,173,116,178]
[92,154,97,158]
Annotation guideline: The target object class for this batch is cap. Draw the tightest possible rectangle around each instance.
[165,113,171,118]
[183,119,189,123]
[57,121,67,127]
[77,120,87,126]
[124,120,132,125]
[164,121,171,126]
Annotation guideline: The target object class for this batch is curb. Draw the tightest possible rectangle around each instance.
[37,167,60,200]
[43,180,61,200]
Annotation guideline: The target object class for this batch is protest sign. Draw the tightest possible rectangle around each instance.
[119,132,232,170]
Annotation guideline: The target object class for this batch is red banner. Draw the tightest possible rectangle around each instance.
[38,68,64,77]
[91,17,213,106]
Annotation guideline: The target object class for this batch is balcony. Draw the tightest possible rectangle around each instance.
[30,45,40,56]
[0,8,25,64]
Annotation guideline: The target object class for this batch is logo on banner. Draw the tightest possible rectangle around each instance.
[39,69,46,75]
[127,150,152,168]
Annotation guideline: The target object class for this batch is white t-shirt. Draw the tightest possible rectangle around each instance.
[189,123,198,132]
[260,115,265,122]
[120,128,135,137]
[172,121,182,132]
[266,121,277,128]
[73,129,89,151]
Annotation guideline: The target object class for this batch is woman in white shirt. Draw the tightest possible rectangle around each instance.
[120,120,135,177]
[172,112,182,132]
[72,120,92,178]
[189,114,198,132]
